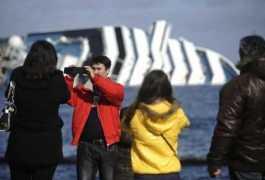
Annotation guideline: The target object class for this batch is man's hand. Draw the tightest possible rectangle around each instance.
[84,66,95,79]
[212,169,221,177]
[208,166,221,178]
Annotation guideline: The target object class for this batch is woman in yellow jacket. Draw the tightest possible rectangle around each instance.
[123,70,190,180]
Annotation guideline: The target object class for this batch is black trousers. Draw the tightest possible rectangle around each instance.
[9,163,57,180]
[134,173,181,180]
[114,147,134,180]
[77,141,118,180]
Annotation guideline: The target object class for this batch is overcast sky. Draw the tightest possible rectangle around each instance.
[0,0,264,62]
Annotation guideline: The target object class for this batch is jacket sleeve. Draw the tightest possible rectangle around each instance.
[55,72,70,104]
[176,108,190,129]
[64,75,77,107]
[207,80,245,168]
[91,75,124,106]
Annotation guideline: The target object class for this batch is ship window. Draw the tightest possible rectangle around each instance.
[112,61,122,75]
[26,32,82,57]
[180,42,191,82]
[26,33,61,49]
[64,28,103,56]
[196,50,212,84]
[220,58,238,80]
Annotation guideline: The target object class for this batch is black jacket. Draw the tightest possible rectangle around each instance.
[207,59,265,171]
[5,66,70,166]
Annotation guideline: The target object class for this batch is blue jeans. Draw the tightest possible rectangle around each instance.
[229,169,265,180]
[134,173,181,180]
[77,141,118,180]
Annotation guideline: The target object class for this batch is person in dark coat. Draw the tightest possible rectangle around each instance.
[4,40,70,180]
[207,35,265,180]
[114,107,134,180]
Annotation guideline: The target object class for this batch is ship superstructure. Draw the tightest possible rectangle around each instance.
[1,20,239,86]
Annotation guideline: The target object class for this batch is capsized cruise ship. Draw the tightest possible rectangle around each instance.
[0,20,239,86]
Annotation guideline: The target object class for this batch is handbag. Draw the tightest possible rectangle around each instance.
[0,81,16,132]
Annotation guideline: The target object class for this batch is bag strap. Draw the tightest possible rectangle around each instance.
[160,133,178,158]
[7,81,16,103]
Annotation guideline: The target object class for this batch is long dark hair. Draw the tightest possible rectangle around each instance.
[124,70,176,128]
[23,40,57,79]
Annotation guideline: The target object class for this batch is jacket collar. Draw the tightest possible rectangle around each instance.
[241,58,265,80]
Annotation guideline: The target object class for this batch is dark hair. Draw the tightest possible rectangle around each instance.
[124,70,175,127]
[89,55,111,69]
[136,70,174,104]
[23,40,57,79]
[237,35,265,70]
[239,35,265,59]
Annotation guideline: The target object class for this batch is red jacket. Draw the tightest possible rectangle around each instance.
[64,75,124,146]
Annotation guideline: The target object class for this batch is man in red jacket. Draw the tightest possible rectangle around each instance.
[65,56,124,180]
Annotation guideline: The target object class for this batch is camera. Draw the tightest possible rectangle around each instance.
[64,67,87,77]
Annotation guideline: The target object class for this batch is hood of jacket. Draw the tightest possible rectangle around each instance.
[136,101,185,135]
[139,101,180,120]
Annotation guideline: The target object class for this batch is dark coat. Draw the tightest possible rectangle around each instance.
[208,59,265,171]
[5,66,70,166]
[115,107,134,180]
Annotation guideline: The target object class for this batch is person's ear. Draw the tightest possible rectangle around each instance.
[106,69,110,75]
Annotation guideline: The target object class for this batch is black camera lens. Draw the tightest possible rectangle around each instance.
[64,67,87,77]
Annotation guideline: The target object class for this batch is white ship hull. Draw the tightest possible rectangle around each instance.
[3,20,239,86]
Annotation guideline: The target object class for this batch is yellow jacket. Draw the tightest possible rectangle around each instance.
[129,100,190,174]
